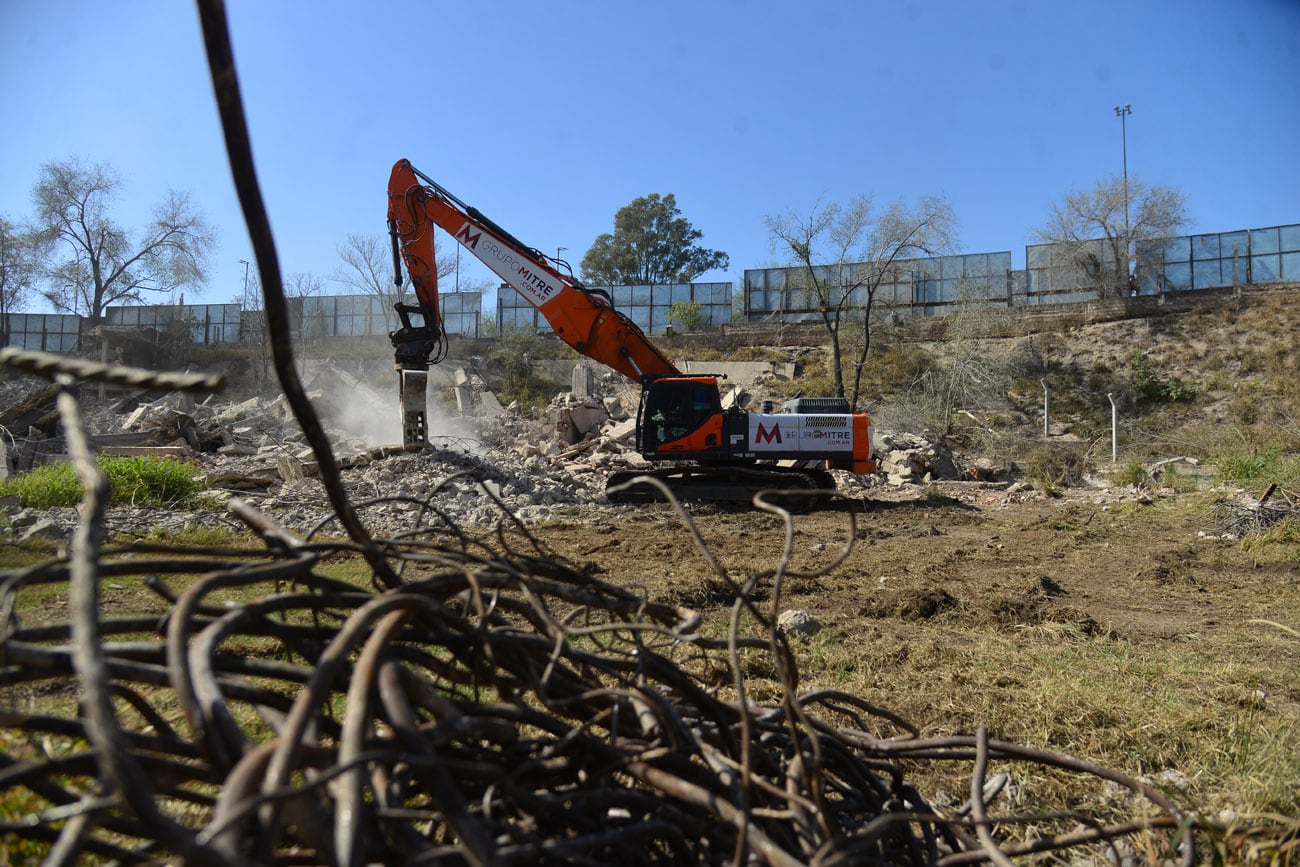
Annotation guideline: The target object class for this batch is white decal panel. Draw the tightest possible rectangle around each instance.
[747,414,854,453]
[456,221,560,308]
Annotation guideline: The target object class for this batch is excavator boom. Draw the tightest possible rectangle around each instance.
[388,159,677,383]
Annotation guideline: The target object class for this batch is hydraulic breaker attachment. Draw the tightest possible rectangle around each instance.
[398,367,428,446]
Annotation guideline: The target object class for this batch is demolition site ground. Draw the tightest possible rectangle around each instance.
[2,286,1299,855]
[9,477,1296,850]
[527,484,1300,824]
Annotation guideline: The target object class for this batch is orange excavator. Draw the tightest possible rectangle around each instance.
[386,158,876,502]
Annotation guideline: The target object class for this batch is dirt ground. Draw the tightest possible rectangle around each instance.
[533,483,1297,648]
[522,480,1300,823]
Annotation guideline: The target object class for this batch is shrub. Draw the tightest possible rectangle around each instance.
[1129,353,1198,404]
[667,300,707,332]
[1020,444,1089,495]
[1229,396,1260,426]
[0,456,202,509]
[1110,461,1148,488]
[0,463,83,509]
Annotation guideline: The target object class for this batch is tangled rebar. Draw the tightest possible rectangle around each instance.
[1211,483,1297,539]
[0,355,1196,865]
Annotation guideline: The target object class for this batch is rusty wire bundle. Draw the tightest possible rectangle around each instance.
[0,358,1197,865]
[1211,484,1297,539]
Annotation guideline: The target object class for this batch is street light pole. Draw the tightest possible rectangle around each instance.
[239,258,251,299]
[1113,104,1133,268]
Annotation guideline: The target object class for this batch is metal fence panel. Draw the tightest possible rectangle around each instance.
[1163,261,1192,291]
[1251,227,1280,254]
[1252,255,1280,282]
[1281,225,1300,251]
[1192,234,1220,261]
[1284,251,1300,281]
[501,282,730,335]
[3,312,81,352]
[1221,231,1249,259]
[104,303,242,344]
[1132,223,1298,293]
[744,253,1010,320]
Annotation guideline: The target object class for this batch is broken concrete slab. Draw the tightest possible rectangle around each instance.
[0,383,60,436]
[276,455,314,483]
[478,390,505,417]
[604,418,637,442]
[602,396,628,420]
[571,364,594,400]
[21,518,71,543]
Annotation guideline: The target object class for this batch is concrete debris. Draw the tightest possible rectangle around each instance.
[20,518,73,543]
[0,382,61,438]
[777,609,821,638]
[875,431,960,486]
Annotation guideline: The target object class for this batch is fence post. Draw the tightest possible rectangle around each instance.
[1041,379,1050,438]
[1108,392,1119,463]
[1232,243,1242,297]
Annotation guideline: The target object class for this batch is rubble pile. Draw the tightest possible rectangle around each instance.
[875,430,961,485]
[0,359,1018,541]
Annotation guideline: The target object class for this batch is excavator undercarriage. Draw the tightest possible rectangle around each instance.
[605,464,837,508]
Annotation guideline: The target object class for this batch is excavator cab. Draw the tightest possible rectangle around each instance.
[637,376,726,455]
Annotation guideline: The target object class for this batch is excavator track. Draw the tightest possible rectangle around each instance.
[605,465,836,508]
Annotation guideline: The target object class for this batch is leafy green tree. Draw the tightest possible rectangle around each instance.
[667,299,706,331]
[0,215,47,346]
[581,193,728,285]
[33,158,215,323]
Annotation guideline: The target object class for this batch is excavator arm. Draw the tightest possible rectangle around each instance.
[387,159,678,387]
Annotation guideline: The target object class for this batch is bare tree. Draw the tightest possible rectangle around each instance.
[1035,175,1188,296]
[0,216,48,347]
[910,284,1012,436]
[285,272,325,377]
[32,158,215,323]
[335,233,474,331]
[766,194,957,407]
[334,234,406,331]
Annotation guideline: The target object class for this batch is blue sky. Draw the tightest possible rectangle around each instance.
[2,0,1298,312]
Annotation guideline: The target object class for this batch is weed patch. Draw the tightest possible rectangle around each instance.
[0,456,202,509]
[1213,447,1300,488]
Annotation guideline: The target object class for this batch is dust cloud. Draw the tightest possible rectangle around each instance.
[304,362,484,454]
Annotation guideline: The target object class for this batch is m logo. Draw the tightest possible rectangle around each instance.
[456,223,482,250]
[754,422,782,444]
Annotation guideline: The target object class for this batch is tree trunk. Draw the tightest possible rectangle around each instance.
[827,321,845,398]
